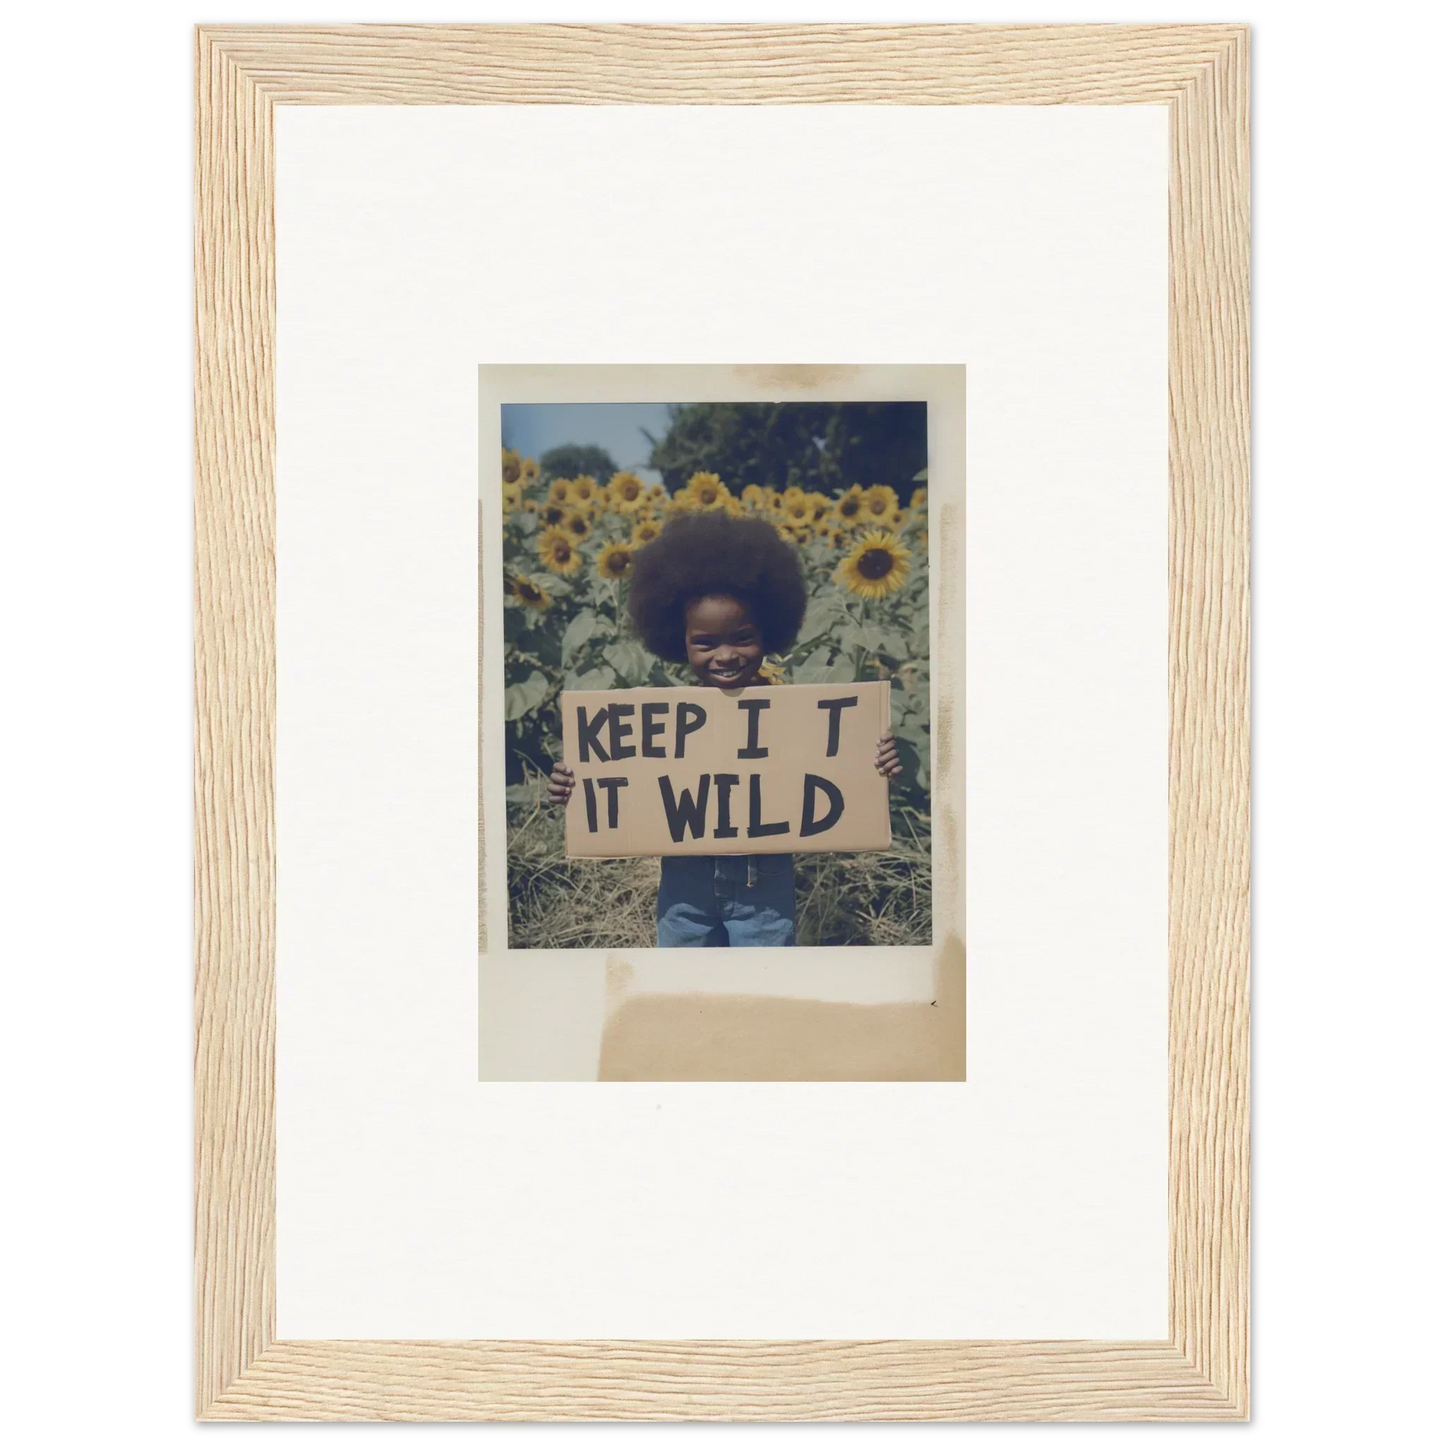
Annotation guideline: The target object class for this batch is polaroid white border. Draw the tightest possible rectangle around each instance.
[478,364,959,1080]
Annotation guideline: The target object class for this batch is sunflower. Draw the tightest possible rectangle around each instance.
[910,486,927,512]
[501,480,524,513]
[815,524,838,547]
[833,485,865,528]
[501,447,523,486]
[783,492,812,526]
[861,484,899,521]
[537,500,567,527]
[681,471,730,510]
[646,482,667,504]
[547,477,571,505]
[537,526,582,575]
[837,531,911,600]
[608,471,647,511]
[630,516,663,546]
[808,492,830,522]
[596,542,632,580]
[740,483,768,510]
[782,486,808,510]
[917,528,929,553]
[886,508,906,530]
[508,574,551,611]
[520,456,540,485]
[561,509,591,541]
[757,659,787,685]
[567,474,600,509]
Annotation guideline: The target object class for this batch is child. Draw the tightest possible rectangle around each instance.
[549,511,901,946]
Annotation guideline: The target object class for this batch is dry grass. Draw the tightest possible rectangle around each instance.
[506,782,932,949]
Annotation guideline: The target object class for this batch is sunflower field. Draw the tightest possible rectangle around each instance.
[498,446,932,948]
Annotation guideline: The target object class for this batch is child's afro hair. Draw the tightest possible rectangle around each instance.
[627,511,808,664]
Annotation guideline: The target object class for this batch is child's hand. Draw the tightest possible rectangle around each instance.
[874,732,903,781]
[547,761,575,807]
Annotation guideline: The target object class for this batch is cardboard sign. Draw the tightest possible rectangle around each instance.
[561,680,893,859]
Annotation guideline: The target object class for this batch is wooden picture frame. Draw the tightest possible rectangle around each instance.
[195,23,1249,1421]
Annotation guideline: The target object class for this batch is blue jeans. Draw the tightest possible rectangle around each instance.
[656,854,796,947]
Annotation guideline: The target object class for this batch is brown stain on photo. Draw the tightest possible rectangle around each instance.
[598,933,965,1082]
[730,364,863,392]
[605,954,636,1004]
[932,499,962,892]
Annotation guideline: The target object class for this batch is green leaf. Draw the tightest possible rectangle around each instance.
[567,665,614,692]
[895,715,929,747]
[793,647,835,683]
[838,621,887,652]
[794,608,838,646]
[504,669,550,721]
[603,640,651,685]
[561,608,598,663]
[913,467,928,482]
[821,655,861,684]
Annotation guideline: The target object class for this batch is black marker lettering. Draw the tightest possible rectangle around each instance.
[712,773,740,839]
[576,705,610,763]
[747,773,790,838]
[607,703,636,760]
[737,697,770,758]
[595,776,629,829]
[675,701,707,758]
[817,695,858,757]
[640,702,668,758]
[583,777,598,832]
[658,775,711,843]
[800,773,845,837]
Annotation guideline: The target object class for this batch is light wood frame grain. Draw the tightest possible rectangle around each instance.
[196,23,1249,1421]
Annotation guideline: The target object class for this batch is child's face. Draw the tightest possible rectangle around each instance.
[684,594,765,689]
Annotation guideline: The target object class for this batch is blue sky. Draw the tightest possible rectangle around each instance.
[500,403,672,487]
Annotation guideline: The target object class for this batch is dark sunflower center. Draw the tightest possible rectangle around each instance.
[518,582,541,601]
[840,498,859,516]
[605,552,629,575]
[554,541,572,560]
[856,547,895,581]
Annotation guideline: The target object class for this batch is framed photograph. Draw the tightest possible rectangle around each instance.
[196,23,1249,1421]
[481,365,961,1082]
